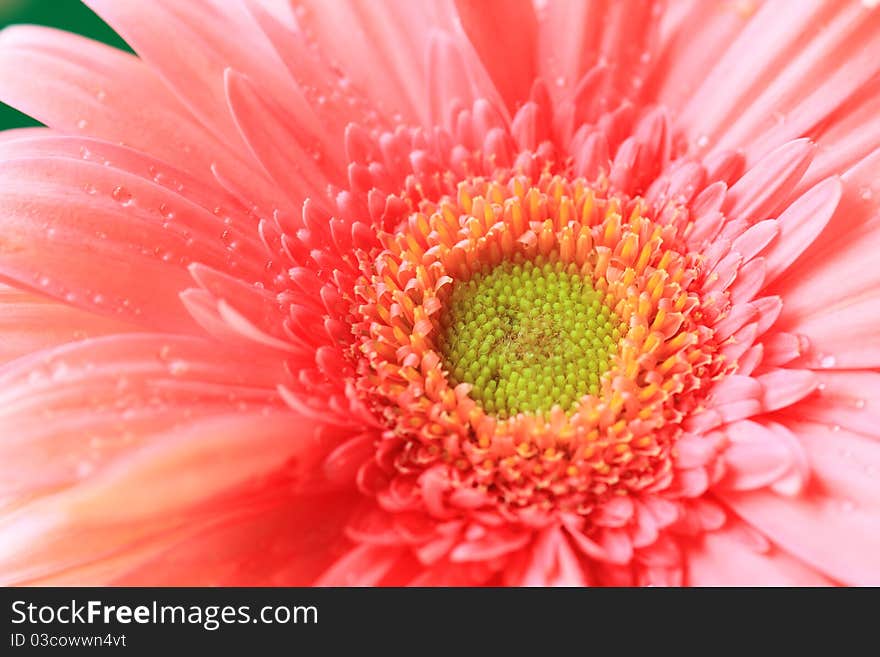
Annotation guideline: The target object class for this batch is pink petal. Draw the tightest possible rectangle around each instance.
[711,3,880,161]
[0,410,325,584]
[0,284,136,365]
[720,421,880,585]
[788,370,880,438]
[284,0,459,126]
[0,155,271,332]
[718,419,808,493]
[675,1,837,156]
[108,487,361,586]
[723,139,815,225]
[763,177,842,287]
[757,369,819,412]
[85,0,295,151]
[538,0,661,104]
[0,334,286,500]
[454,0,536,111]
[0,25,269,197]
[225,68,340,203]
[685,525,833,586]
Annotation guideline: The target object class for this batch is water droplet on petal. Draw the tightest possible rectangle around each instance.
[158,203,175,220]
[76,118,89,130]
[111,186,133,206]
[819,354,836,368]
[168,359,189,376]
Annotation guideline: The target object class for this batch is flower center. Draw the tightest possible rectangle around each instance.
[438,255,622,418]
[354,173,726,517]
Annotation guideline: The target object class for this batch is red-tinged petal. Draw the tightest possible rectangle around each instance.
[315,544,407,586]
[108,487,360,586]
[454,0,536,112]
[449,528,532,562]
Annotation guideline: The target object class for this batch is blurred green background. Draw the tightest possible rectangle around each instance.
[0,0,129,129]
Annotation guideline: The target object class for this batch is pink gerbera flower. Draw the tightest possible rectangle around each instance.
[0,0,879,586]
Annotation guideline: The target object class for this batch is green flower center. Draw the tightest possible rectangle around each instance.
[437,256,623,418]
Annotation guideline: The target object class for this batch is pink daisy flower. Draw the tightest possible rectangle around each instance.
[0,0,879,587]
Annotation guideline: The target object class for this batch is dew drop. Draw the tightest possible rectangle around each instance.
[158,202,175,220]
[76,118,89,130]
[95,89,107,102]
[819,354,836,368]
[696,134,709,148]
[854,398,866,409]
[111,185,133,206]
[168,359,189,376]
